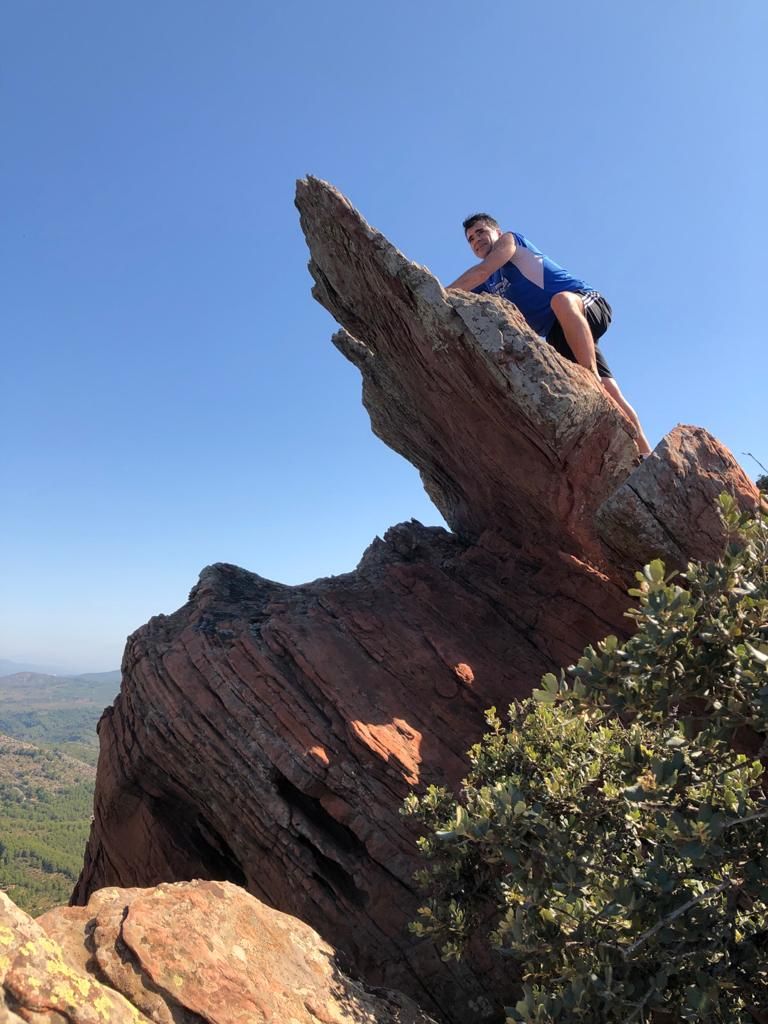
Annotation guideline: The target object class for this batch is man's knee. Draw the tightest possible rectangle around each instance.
[550,291,584,319]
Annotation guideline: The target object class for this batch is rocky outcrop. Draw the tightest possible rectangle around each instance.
[72,179,759,1023]
[1,891,148,1024]
[295,179,755,571]
[0,882,435,1022]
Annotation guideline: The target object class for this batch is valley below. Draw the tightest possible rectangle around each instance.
[0,669,118,913]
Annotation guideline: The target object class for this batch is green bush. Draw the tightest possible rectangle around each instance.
[404,495,768,1023]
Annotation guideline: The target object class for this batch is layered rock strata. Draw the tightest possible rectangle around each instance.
[73,179,759,1023]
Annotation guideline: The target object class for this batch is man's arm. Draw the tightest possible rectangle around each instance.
[445,232,517,290]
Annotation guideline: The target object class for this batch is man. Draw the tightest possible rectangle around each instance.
[447,214,651,456]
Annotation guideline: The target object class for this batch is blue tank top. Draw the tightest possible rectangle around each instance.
[473,232,594,336]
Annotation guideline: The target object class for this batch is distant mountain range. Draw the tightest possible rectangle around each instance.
[0,658,120,681]
[1,658,67,676]
[0,670,121,765]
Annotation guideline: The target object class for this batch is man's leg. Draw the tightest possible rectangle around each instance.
[549,292,652,456]
[550,291,599,379]
[602,377,652,455]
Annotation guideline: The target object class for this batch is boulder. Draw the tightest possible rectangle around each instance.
[0,889,151,1023]
[0,882,434,1023]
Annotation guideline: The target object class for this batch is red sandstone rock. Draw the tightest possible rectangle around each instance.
[0,882,434,1023]
[0,891,151,1023]
[72,179,760,1024]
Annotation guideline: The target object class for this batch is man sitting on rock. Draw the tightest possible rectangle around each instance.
[447,213,652,456]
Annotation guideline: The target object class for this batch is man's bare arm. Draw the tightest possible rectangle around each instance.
[446,232,517,290]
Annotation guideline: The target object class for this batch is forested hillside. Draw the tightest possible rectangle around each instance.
[0,672,117,914]
[0,670,118,765]
[0,733,96,914]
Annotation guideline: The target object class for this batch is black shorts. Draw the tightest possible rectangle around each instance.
[545,292,614,379]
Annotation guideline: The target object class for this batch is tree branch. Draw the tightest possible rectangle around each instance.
[624,878,732,957]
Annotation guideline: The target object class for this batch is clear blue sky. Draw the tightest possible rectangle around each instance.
[1,1,765,673]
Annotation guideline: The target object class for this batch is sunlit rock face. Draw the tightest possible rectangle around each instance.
[0,881,436,1023]
[72,178,759,1024]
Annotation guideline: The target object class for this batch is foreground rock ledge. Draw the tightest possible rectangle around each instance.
[0,881,435,1023]
[73,179,760,1024]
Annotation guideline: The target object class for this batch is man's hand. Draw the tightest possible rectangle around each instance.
[446,231,517,291]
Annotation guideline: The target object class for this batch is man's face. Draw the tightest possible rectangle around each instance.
[465,220,501,259]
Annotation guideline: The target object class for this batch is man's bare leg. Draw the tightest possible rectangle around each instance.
[550,291,652,456]
[550,291,599,379]
[602,377,652,455]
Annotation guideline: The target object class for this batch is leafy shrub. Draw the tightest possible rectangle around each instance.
[404,495,768,1023]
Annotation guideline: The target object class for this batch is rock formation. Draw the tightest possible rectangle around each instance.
[72,179,759,1023]
[1,881,435,1022]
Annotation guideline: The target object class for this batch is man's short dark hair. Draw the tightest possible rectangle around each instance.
[463,213,500,234]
